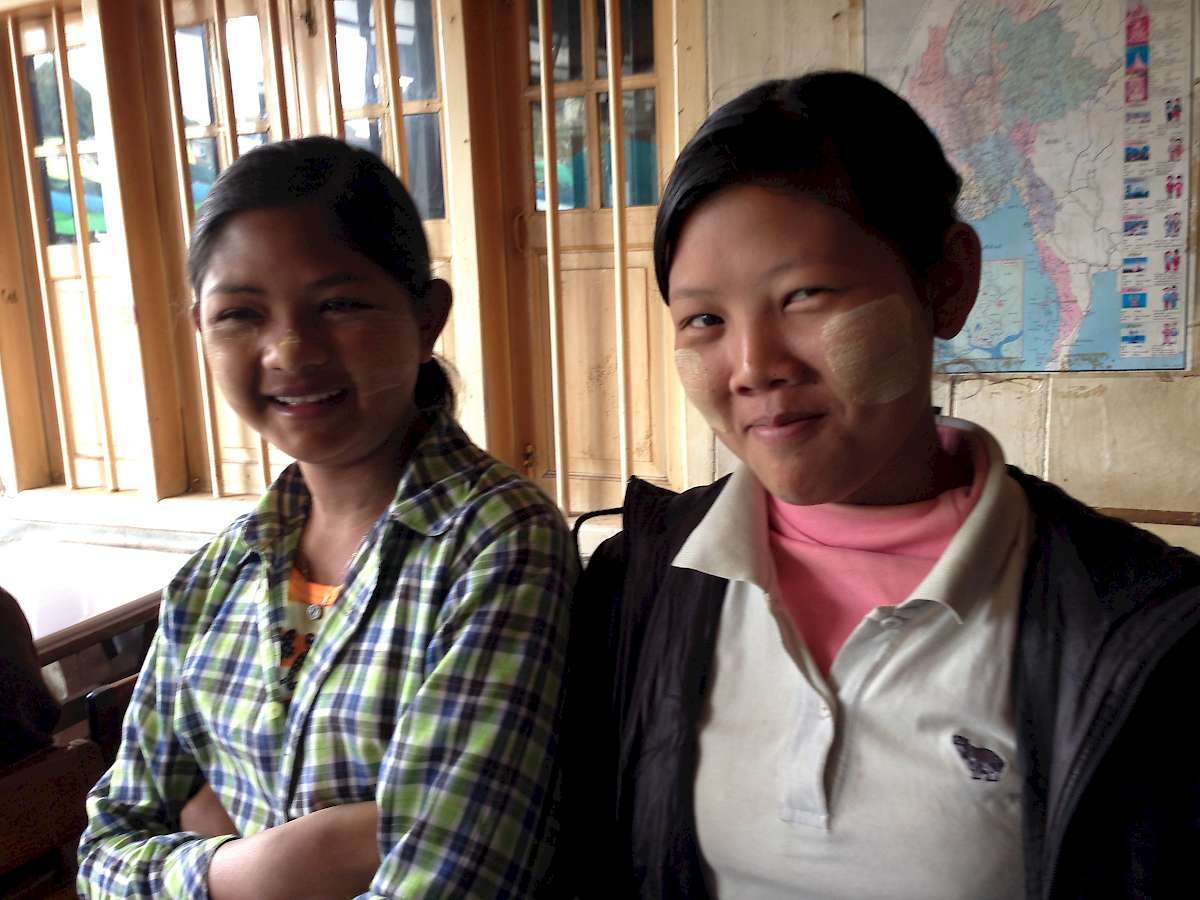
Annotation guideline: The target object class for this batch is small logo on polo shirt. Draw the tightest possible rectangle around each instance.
[952,734,1005,782]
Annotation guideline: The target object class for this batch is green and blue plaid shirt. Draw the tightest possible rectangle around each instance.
[78,413,576,898]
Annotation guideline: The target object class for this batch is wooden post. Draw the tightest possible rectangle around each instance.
[7,19,76,488]
[322,0,344,139]
[159,0,225,497]
[261,0,290,139]
[54,7,118,491]
[377,0,410,180]
[536,0,571,512]
[603,0,632,486]
[81,0,191,499]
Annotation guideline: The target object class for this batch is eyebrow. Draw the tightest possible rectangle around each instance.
[669,287,719,302]
[205,273,369,296]
[669,258,824,301]
[205,282,265,296]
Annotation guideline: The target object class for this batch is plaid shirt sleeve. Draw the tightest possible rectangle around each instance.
[77,552,238,899]
[363,496,577,899]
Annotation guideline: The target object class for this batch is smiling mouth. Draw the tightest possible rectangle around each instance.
[269,389,348,407]
[746,411,824,432]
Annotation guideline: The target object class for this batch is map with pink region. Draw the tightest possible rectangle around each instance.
[867,0,1190,371]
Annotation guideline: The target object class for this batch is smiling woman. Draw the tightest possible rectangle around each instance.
[194,207,443,488]
[563,72,1200,900]
[77,138,576,900]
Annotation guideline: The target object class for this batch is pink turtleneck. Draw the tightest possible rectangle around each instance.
[767,426,988,677]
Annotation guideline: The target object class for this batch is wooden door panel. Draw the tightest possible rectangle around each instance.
[529,247,672,510]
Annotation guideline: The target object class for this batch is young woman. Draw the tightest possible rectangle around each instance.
[79,137,575,899]
[567,72,1200,899]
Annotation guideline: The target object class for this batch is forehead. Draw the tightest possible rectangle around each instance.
[668,185,902,293]
[200,207,376,290]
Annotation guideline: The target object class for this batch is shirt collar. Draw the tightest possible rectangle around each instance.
[908,416,1028,622]
[236,410,487,558]
[672,462,776,593]
[670,417,1029,620]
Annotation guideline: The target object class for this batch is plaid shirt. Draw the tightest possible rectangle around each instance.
[78,413,575,898]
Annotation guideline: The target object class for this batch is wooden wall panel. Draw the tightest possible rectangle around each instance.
[1046,376,1200,512]
[949,377,1049,477]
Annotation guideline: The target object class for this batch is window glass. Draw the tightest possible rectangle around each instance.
[404,113,444,219]
[237,132,267,156]
[25,53,64,145]
[67,46,102,142]
[188,137,220,211]
[226,16,266,122]
[174,26,215,127]
[37,156,74,244]
[78,152,107,238]
[596,0,654,78]
[599,88,657,207]
[528,0,582,84]
[532,97,587,210]
[345,117,383,157]
[335,0,380,109]
[394,0,437,100]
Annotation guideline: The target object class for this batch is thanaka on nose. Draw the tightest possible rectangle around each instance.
[270,328,328,373]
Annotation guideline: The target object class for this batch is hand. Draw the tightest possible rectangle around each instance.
[207,802,380,900]
[181,783,238,837]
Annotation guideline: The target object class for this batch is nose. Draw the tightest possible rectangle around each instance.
[264,320,329,373]
[730,316,808,395]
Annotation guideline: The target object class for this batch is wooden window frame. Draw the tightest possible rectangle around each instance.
[323,0,448,221]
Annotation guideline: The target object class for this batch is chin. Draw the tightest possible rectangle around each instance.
[762,466,870,506]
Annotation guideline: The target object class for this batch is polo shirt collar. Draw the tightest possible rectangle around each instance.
[672,461,776,593]
[907,417,1026,622]
[669,417,1027,621]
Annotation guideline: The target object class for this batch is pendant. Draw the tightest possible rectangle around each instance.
[306,603,323,621]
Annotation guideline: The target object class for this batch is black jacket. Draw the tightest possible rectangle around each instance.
[564,469,1200,899]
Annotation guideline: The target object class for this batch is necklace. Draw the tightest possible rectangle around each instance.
[292,554,344,621]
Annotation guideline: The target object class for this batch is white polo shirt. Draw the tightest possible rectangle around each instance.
[686,418,1031,899]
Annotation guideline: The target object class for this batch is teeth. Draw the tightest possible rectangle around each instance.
[275,390,341,405]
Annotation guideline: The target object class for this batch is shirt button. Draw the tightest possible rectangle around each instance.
[818,703,832,718]
[880,615,904,630]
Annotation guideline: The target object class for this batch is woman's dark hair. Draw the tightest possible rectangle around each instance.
[654,71,963,299]
[188,136,454,413]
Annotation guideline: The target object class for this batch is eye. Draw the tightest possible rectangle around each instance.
[320,297,372,314]
[211,307,261,325]
[680,312,724,330]
[784,287,825,306]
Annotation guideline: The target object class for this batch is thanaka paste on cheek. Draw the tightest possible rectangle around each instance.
[674,348,729,434]
[822,293,922,405]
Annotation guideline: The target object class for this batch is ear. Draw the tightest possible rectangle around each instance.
[417,278,453,360]
[926,222,981,340]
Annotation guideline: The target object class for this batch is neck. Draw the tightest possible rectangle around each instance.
[905,414,975,502]
[850,413,973,506]
[297,415,426,545]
